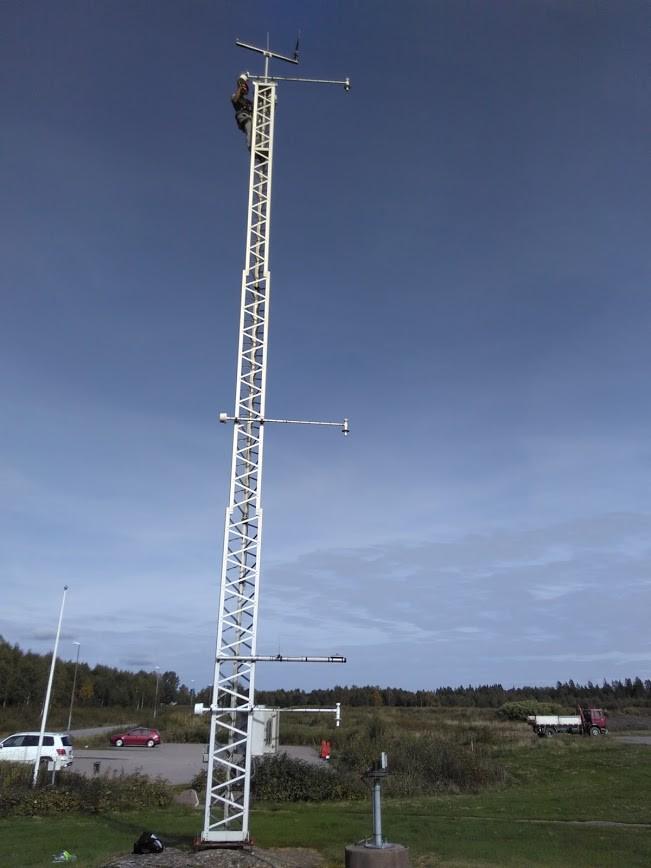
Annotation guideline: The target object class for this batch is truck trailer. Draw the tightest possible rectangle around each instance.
[527,706,608,737]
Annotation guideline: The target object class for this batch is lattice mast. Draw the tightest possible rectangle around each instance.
[200,40,350,845]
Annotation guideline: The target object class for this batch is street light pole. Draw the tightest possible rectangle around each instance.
[66,642,81,732]
[32,585,68,786]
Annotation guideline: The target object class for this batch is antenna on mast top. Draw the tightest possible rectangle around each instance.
[235,35,299,80]
[235,35,350,91]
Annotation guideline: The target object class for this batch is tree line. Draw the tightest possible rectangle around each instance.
[255,678,651,711]
[0,636,191,710]
[2,635,650,711]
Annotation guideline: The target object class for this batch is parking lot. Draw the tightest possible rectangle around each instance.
[71,741,321,785]
[72,742,206,785]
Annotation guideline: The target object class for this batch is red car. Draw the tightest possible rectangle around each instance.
[110,726,161,748]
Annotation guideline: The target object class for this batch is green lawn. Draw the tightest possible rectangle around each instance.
[253,802,651,867]
[1,738,649,867]
[0,810,197,868]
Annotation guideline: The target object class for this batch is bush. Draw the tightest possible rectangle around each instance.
[0,763,173,817]
[252,754,365,802]
[161,720,210,744]
[277,715,337,747]
[497,700,559,721]
[188,711,509,804]
[191,755,364,803]
[334,724,504,796]
[384,736,504,795]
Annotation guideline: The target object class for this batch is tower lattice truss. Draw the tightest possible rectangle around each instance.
[203,81,276,843]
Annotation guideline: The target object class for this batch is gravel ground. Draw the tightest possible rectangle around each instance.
[101,846,325,867]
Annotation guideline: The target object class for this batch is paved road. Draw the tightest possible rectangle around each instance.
[71,743,321,785]
[282,745,323,766]
[614,735,651,745]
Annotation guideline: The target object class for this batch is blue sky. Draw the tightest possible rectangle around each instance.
[1,1,650,691]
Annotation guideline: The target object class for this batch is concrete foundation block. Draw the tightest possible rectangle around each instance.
[345,843,410,868]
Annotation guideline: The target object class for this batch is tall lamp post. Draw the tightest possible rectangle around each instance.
[153,666,161,719]
[66,641,81,732]
[33,585,68,786]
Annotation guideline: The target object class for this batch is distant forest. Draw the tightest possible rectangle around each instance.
[1,636,650,711]
[255,681,651,711]
[0,636,191,711]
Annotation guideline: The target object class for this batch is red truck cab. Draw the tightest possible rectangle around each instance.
[578,706,608,735]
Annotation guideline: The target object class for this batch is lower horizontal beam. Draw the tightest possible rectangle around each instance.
[200,830,250,844]
[216,654,346,663]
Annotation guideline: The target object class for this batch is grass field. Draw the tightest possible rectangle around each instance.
[1,720,650,867]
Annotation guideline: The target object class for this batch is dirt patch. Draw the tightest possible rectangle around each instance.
[101,846,326,867]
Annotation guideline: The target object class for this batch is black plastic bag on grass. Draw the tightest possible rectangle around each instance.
[133,831,164,854]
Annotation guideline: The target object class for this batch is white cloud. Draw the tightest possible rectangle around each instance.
[529,582,586,601]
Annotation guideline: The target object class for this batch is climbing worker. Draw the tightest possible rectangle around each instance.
[231,72,253,150]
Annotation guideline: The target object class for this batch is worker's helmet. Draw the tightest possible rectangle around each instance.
[238,72,249,83]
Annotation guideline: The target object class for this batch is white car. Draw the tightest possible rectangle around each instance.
[0,731,74,770]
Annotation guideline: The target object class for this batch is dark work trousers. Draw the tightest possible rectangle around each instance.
[236,111,252,150]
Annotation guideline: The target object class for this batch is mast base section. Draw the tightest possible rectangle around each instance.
[195,832,252,848]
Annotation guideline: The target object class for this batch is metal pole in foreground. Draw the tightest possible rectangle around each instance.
[345,753,410,867]
[371,778,383,848]
[367,752,388,849]
[66,641,81,732]
[32,585,68,786]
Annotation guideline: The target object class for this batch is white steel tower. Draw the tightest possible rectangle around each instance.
[198,40,350,845]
